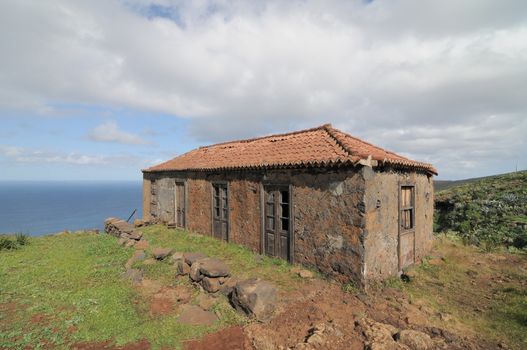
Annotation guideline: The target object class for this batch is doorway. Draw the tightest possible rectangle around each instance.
[263,185,291,261]
[399,185,415,270]
[174,181,186,228]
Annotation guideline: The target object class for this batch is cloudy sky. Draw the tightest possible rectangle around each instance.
[1,0,526,181]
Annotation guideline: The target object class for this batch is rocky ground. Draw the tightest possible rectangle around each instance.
[179,236,526,350]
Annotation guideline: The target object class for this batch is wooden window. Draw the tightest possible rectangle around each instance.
[212,183,229,241]
[400,186,415,231]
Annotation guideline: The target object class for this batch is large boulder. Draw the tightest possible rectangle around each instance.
[198,258,230,278]
[230,279,277,321]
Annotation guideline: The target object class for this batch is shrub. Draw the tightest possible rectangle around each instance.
[342,280,360,294]
[512,233,527,249]
[15,233,29,246]
[0,236,17,251]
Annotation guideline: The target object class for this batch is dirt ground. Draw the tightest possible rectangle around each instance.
[183,238,526,350]
[183,326,252,350]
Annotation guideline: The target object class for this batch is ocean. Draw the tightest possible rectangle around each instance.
[0,181,142,236]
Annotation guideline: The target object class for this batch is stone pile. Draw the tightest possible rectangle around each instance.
[104,217,144,247]
[174,253,234,294]
[172,252,277,321]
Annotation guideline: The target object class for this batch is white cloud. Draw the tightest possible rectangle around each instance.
[0,0,526,178]
[88,121,150,145]
[0,145,146,167]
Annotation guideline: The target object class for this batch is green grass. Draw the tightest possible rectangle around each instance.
[400,236,527,349]
[141,225,302,289]
[0,227,303,349]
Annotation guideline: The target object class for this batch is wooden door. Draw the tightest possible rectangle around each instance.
[212,183,228,241]
[264,186,290,260]
[175,181,185,228]
[399,185,415,269]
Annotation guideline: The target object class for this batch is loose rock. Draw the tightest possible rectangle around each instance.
[397,329,434,350]
[176,260,191,276]
[170,252,185,264]
[198,258,230,278]
[230,278,277,321]
[219,277,238,296]
[190,260,205,282]
[152,247,173,260]
[202,277,221,293]
[298,269,314,279]
[134,240,149,250]
[184,252,207,265]
[355,318,406,350]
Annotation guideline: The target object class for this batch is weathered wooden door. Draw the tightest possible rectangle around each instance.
[212,183,228,241]
[174,181,185,228]
[264,186,290,260]
[399,185,415,269]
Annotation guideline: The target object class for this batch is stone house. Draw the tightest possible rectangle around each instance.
[142,124,437,285]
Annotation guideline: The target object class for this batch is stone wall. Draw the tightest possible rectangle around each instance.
[362,168,434,281]
[143,167,367,283]
[143,166,434,285]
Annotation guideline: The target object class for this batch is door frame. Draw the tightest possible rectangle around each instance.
[398,181,416,271]
[174,178,188,229]
[260,183,294,263]
[210,181,230,242]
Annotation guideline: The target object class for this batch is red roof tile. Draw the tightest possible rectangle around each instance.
[144,124,437,175]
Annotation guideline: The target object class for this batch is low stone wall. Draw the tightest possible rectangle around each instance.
[104,217,144,247]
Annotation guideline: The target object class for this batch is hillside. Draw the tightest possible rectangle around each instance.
[435,170,527,249]
[1,228,526,349]
[434,170,526,192]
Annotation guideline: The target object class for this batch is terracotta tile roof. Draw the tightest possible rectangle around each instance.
[144,124,437,175]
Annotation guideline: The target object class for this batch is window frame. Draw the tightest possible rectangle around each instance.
[399,184,416,232]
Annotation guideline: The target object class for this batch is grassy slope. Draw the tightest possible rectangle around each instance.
[435,170,527,247]
[0,228,305,349]
[401,235,527,349]
[434,170,527,192]
[1,217,526,349]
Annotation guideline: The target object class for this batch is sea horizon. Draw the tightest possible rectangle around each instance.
[0,180,143,236]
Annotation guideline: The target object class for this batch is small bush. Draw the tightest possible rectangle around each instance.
[0,236,17,250]
[512,233,527,249]
[15,233,29,246]
[342,281,360,294]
